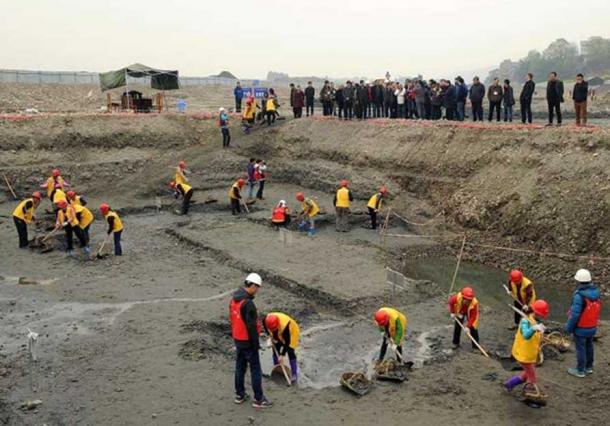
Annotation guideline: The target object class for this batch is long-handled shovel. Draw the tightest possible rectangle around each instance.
[2,173,17,199]
[241,199,250,214]
[271,343,292,387]
[41,227,60,243]
[92,235,111,260]
[452,316,489,357]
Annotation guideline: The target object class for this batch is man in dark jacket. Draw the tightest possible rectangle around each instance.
[546,71,564,126]
[430,80,443,120]
[383,82,394,118]
[234,82,244,113]
[294,85,305,118]
[343,81,355,120]
[519,73,535,124]
[335,85,344,118]
[374,83,384,118]
[289,83,296,118]
[231,273,273,408]
[469,77,485,122]
[487,77,503,122]
[454,76,468,121]
[305,82,315,116]
[356,80,369,119]
[502,79,515,122]
[571,73,590,126]
[441,80,457,120]
[565,269,601,378]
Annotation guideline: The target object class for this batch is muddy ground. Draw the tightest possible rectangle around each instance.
[1,114,610,425]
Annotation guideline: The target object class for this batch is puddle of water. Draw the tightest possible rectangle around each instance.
[403,257,608,322]
[261,320,441,389]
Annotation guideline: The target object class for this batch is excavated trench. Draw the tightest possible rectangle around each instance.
[2,115,610,424]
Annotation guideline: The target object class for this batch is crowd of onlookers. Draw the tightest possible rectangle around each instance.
[234,72,595,128]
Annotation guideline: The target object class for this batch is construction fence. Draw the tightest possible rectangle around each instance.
[0,69,260,87]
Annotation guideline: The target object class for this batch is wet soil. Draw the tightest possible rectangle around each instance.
[1,115,610,425]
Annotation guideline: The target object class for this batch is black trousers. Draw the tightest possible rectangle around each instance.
[379,336,403,361]
[322,101,333,116]
[266,111,275,126]
[235,98,242,113]
[488,101,501,121]
[306,101,314,116]
[374,102,382,118]
[431,105,442,120]
[230,198,241,215]
[548,100,562,124]
[64,225,74,250]
[514,300,523,325]
[343,100,353,120]
[82,225,90,246]
[14,217,29,248]
[368,207,377,230]
[452,316,479,348]
[222,128,231,147]
[182,189,193,214]
[445,107,455,121]
[256,180,265,199]
[520,100,532,123]
[471,101,483,121]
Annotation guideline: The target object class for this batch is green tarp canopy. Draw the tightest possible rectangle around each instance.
[99,63,179,91]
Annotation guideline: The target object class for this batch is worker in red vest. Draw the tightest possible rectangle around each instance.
[271,200,290,228]
[229,273,273,409]
[565,269,601,378]
[448,286,480,350]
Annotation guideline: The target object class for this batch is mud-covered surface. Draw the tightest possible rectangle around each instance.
[1,115,610,425]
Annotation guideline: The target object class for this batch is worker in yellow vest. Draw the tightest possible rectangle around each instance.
[12,191,42,248]
[333,180,353,232]
[263,312,300,384]
[448,286,480,350]
[367,186,388,230]
[66,190,87,207]
[170,180,194,215]
[507,269,537,329]
[374,307,407,363]
[54,199,85,257]
[100,203,123,256]
[265,90,278,126]
[73,203,94,254]
[228,178,246,215]
[175,161,188,185]
[504,300,549,392]
[242,97,258,133]
[52,188,68,206]
[41,168,70,202]
[295,192,320,236]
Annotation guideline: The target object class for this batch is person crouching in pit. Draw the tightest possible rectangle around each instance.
[271,200,290,228]
[504,300,549,392]
[374,307,407,364]
[170,180,194,215]
[263,312,300,385]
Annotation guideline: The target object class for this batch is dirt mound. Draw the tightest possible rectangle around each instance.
[179,321,234,361]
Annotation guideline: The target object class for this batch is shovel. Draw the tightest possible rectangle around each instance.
[271,343,292,387]
[92,235,111,260]
[241,199,250,214]
[452,316,490,357]
[41,228,60,243]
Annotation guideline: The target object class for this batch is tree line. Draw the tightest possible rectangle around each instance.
[485,36,610,85]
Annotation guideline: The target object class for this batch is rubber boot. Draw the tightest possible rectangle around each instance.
[272,352,278,366]
[308,228,316,236]
[504,375,524,391]
[290,358,298,384]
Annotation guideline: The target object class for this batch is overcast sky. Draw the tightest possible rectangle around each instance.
[2,0,609,79]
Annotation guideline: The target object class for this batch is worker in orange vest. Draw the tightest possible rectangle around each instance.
[448,286,480,350]
[271,200,290,228]
[507,269,536,329]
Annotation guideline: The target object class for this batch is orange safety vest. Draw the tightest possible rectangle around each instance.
[272,206,288,223]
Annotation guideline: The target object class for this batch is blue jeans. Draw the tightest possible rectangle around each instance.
[574,334,594,372]
[113,231,122,256]
[235,347,264,401]
[504,105,513,122]
[456,101,465,121]
[247,180,257,198]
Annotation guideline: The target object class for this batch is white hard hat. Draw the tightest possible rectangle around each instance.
[278,200,286,207]
[245,272,262,287]
[219,107,225,112]
[574,269,592,283]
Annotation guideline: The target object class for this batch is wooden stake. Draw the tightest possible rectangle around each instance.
[2,173,17,199]
[271,343,291,386]
[448,234,467,296]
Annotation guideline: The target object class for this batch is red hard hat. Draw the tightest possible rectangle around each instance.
[56,200,68,209]
[265,314,280,331]
[510,269,523,284]
[99,203,110,214]
[340,179,348,187]
[374,309,390,326]
[178,161,187,169]
[52,169,60,177]
[32,191,42,200]
[296,192,305,202]
[169,181,176,188]
[532,300,549,319]
[237,178,245,187]
[379,186,388,194]
[461,286,475,300]
[66,190,76,199]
